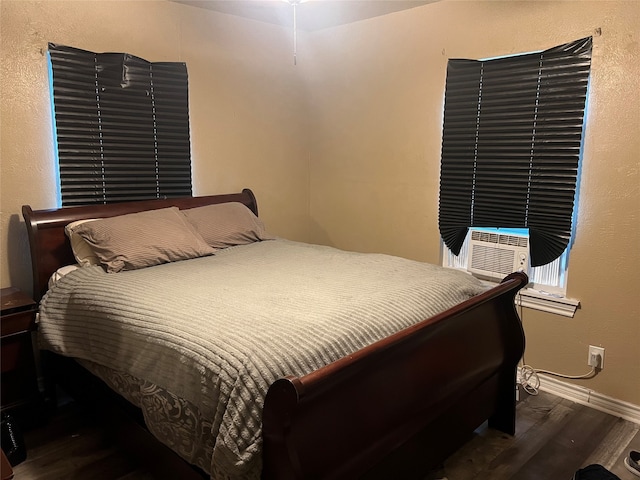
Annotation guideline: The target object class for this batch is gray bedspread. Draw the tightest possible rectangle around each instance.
[38,239,487,479]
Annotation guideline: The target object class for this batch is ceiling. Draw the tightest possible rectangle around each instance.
[173,1,437,31]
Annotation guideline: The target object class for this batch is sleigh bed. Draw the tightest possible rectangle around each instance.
[22,188,527,480]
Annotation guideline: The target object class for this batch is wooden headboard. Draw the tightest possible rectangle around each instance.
[22,189,258,302]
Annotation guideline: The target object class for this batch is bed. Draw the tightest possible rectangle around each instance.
[22,188,527,479]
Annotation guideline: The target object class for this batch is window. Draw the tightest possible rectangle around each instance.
[48,44,192,206]
[438,37,592,305]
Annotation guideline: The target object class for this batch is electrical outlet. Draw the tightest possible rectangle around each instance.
[588,345,605,369]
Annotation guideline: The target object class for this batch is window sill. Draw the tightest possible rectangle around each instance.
[515,288,580,318]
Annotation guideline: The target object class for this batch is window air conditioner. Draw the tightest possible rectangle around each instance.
[467,229,529,280]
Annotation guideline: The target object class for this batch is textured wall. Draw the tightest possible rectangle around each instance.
[303,1,640,405]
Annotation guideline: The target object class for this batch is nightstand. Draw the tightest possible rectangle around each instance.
[1,287,38,466]
[1,287,39,412]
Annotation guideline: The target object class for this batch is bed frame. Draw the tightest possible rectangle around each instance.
[22,188,527,480]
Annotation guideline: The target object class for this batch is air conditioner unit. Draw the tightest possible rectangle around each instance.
[467,229,529,280]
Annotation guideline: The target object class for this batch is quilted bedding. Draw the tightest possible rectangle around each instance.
[38,239,487,479]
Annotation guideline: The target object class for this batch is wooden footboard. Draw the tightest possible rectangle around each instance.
[262,272,527,479]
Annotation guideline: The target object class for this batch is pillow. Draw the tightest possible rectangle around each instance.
[72,207,216,273]
[181,202,275,249]
[65,219,102,266]
[48,264,81,289]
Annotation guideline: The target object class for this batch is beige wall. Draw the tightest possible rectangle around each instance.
[1,0,639,406]
[304,1,640,405]
[0,0,311,294]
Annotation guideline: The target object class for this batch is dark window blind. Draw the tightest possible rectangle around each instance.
[48,43,192,206]
[438,37,592,267]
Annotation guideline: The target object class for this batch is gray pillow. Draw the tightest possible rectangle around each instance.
[181,202,274,249]
[73,207,216,273]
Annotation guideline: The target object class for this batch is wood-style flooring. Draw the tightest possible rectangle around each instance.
[434,391,640,480]
[10,390,640,480]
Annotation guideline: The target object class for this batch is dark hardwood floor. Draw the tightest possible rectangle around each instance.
[10,390,640,479]
[434,391,640,480]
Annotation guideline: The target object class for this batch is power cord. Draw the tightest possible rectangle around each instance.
[518,364,540,396]
[519,363,598,396]
[516,292,599,397]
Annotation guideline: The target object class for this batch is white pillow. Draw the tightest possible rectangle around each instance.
[48,264,81,289]
[65,219,101,266]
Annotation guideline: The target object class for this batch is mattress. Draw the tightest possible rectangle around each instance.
[38,239,487,479]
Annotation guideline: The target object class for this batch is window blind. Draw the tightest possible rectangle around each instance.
[438,37,592,267]
[48,43,192,206]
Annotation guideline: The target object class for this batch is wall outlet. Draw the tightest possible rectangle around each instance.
[588,345,605,369]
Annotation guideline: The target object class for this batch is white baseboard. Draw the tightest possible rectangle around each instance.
[519,370,640,425]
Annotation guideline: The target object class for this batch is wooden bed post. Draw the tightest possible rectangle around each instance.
[488,367,519,435]
[488,272,527,435]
